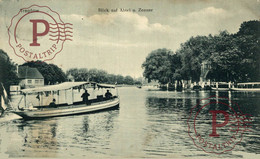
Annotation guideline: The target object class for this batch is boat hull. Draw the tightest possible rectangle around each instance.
[13,98,119,119]
[231,88,260,92]
[212,87,230,91]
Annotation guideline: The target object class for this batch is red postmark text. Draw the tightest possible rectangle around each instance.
[8,5,73,62]
[187,96,252,154]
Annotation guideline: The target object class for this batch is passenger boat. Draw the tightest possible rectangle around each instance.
[231,82,260,92]
[211,82,231,91]
[2,82,119,119]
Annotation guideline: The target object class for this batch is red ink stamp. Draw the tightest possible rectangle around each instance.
[8,4,73,62]
[187,96,252,154]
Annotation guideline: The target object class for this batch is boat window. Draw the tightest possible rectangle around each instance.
[28,79,32,84]
[218,84,229,88]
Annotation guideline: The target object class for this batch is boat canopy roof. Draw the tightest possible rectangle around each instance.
[21,82,116,94]
[21,82,93,94]
[97,83,116,89]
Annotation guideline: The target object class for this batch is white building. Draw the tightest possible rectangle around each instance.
[18,66,44,89]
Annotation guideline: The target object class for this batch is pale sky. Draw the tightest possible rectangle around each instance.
[0,0,259,77]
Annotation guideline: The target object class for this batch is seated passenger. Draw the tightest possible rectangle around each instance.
[105,90,112,99]
[49,98,57,108]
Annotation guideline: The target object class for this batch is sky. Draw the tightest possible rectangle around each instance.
[0,0,259,78]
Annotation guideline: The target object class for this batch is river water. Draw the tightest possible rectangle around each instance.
[0,87,259,158]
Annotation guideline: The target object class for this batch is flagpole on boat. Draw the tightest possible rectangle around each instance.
[1,96,7,111]
[115,82,118,97]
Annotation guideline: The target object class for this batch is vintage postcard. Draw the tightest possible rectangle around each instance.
[0,0,259,158]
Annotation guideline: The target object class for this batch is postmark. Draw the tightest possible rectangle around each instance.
[8,4,73,62]
[187,96,252,154]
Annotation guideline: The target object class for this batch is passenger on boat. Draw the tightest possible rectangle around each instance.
[49,98,57,108]
[81,90,90,104]
[105,90,112,99]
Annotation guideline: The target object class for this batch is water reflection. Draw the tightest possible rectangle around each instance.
[5,119,58,158]
[2,109,119,158]
[144,90,260,157]
[0,88,260,158]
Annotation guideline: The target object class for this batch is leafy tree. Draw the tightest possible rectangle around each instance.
[124,76,134,85]
[116,75,124,84]
[208,21,260,82]
[176,35,214,81]
[134,81,142,85]
[206,31,241,81]
[142,48,175,84]
[66,68,138,85]
[237,20,260,36]
[0,50,19,94]
[95,70,108,83]
[142,20,260,84]
[234,20,260,81]
[106,74,117,84]
[66,68,88,81]
[88,69,108,83]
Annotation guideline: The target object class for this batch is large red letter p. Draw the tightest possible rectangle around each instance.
[209,110,229,137]
[30,19,49,46]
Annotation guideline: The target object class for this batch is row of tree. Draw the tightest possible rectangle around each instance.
[66,68,142,85]
[0,50,141,94]
[142,20,260,84]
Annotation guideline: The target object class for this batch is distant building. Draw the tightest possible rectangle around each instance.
[67,74,75,82]
[18,66,44,89]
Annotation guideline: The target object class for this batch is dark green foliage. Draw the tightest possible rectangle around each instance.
[176,35,214,81]
[124,76,134,85]
[142,20,260,83]
[0,50,19,94]
[235,20,260,82]
[142,48,181,84]
[66,68,138,85]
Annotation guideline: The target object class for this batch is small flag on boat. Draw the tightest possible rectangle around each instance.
[1,96,7,111]
[36,94,40,100]
[1,83,8,99]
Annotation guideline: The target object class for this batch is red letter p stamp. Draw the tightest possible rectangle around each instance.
[187,96,252,154]
[8,4,73,62]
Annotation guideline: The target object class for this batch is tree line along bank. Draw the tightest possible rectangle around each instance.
[142,20,260,88]
[0,51,142,94]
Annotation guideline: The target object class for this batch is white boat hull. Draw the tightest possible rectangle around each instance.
[231,88,260,92]
[13,98,119,119]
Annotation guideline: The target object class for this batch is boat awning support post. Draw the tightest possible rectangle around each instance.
[24,93,26,108]
[72,88,74,103]
[57,90,59,104]
[38,93,40,106]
